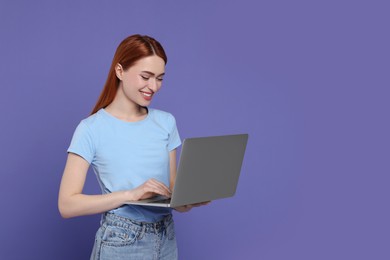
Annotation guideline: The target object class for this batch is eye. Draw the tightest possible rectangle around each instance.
[157,77,164,82]
[140,75,149,81]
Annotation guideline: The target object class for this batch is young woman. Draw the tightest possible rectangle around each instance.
[58,34,206,260]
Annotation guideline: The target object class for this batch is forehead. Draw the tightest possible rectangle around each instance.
[130,55,165,74]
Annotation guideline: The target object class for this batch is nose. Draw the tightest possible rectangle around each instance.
[148,78,160,92]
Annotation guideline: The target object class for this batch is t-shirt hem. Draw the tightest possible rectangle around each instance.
[168,141,181,151]
[67,149,93,164]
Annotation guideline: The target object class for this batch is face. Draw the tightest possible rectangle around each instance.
[115,55,165,107]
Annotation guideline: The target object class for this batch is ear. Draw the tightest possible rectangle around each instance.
[115,63,123,80]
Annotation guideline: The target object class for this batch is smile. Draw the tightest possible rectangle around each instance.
[141,92,152,97]
[140,91,153,101]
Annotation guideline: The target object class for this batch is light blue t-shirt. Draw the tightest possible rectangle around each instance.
[67,108,181,222]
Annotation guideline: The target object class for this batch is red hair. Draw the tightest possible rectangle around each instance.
[90,34,167,115]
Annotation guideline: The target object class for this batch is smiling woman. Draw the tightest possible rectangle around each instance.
[91,35,167,115]
[58,34,207,260]
[109,55,166,112]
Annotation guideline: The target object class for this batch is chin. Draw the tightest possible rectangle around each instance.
[138,100,151,107]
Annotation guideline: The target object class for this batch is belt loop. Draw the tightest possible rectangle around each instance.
[153,222,159,235]
[100,212,107,225]
[165,214,171,226]
[139,224,146,240]
[164,215,170,235]
[163,214,170,228]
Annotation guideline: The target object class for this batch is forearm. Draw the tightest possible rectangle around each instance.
[59,190,133,218]
[59,153,173,218]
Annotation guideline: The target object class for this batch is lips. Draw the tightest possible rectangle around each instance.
[140,91,153,101]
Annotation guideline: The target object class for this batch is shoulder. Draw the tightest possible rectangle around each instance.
[79,109,105,127]
[149,108,174,118]
[149,108,176,122]
[74,109,106,136]
[149,108,178,130]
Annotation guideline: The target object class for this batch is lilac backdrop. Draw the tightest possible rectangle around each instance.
[1,1,389,259]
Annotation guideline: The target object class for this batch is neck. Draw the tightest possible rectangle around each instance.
[105,88,147,122]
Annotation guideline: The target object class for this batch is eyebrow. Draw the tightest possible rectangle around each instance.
[141,71,165,77]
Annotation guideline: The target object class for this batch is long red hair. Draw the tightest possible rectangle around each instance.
[90,34,167,115]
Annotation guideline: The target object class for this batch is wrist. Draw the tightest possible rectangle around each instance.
[122,190,137,202]
[120,190,132,203]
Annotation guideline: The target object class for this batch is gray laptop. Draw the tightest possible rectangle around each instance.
[126,134,248,208]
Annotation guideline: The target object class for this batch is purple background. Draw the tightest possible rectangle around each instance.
[1,1,389,259]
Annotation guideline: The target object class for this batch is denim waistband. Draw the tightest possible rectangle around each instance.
[102,213,173,234]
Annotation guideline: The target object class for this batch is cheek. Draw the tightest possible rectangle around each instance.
[123,78,143,90]
[136,77,146,86]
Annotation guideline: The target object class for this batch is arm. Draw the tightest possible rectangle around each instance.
[58,153,171,218]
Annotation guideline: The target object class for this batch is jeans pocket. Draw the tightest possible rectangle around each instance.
[101,226,140,247]
[90,227,103,260]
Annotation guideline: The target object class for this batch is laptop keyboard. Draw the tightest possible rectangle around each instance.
[154,198,171,204]
[149,196,171,204]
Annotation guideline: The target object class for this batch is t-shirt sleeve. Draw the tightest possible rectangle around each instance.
[167,114,181,151]
[67,121,95,164]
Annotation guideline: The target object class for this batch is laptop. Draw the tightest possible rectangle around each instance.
[126,134,248,208]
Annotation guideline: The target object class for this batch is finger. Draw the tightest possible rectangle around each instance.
[145,179,172,197]
[191,203,202,207]
[174,205,192,212]
[149,179,171,192]
[149,180,172,196]
[192,201,211,207]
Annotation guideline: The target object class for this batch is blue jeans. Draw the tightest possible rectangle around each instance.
[90,213,178,260]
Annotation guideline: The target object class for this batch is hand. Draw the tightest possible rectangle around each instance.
[174,201,211,213]
[130,179,172,201]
